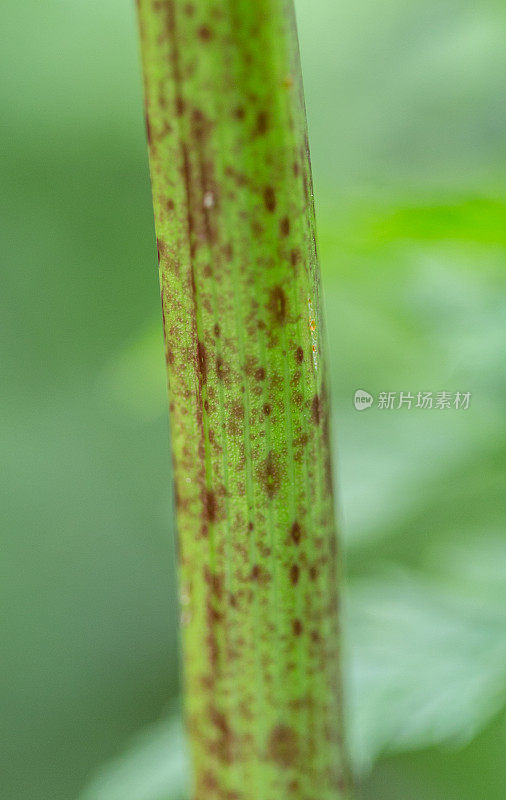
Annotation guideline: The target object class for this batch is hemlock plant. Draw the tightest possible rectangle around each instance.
[136,1,352,797]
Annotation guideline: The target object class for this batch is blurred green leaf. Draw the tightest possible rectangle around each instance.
[346,542,506,771]
[98,321,167,422]
[79,716,188,800]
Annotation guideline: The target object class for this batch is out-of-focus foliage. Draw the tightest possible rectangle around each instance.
[347,538,506,771]
[80,716,189,800]
[1,1,505,799]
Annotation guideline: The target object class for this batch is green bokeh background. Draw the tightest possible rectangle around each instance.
[1,1,505,798]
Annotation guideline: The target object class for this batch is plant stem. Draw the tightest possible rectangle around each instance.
[136,1,351,797]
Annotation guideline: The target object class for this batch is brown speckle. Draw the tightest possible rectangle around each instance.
[254,366,266,381]
[280,216,290,237]
[311,394,321,425]
[267,724,299,768]
[290,564,299,585]
[295,346,304,363]
[214,323,220,337]
[145,115,152,144]
[268,285,287,325]
[302,171,309,202]
[216,356,230,383]
[252,220,264,237]
[255,110,269,136]
[191,108,213,143]
[259,451,282,499]
[289,374,301,392]
[208,704,232,763]
[292,619,303,636]
[216,356,224,378]
[263,186,276,212]
[290,248,301,267]
[204,489,216,522]
[202,771,218,792]
[250,564,271,585]
[204,565,223,599]
[227,400,245,436]
[197,341,207,383]
[263,402,271,416]
[198,25,212,41]
[291,521,301,544]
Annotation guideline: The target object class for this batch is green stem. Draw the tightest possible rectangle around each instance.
[136,1,351,797]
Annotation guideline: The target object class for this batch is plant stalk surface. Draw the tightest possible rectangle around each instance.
[137,1,351,797]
